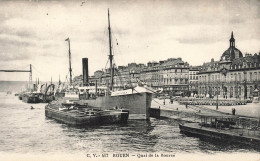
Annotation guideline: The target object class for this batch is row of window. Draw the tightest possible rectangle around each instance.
[189,76,198,80]
[202,62,259,72]
[141,68,189,73]
[189,71,199,74]
[198,71,260,82]
[198,86,255,95]
[231,62,259,69]
[92,70,260,85]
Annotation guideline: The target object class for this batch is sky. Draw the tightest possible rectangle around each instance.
[0,0,259,82]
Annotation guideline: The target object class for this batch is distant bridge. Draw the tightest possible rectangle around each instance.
[0,70,31,72]
[0,64,33,90]
[0,64,32,74]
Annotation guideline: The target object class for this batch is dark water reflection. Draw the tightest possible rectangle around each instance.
[0,94,259,155]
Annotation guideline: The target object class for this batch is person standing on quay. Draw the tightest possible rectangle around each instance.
[232,108,236,115]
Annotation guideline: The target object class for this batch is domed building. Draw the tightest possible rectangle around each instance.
[197,32,260,100]
[220,32,243,61]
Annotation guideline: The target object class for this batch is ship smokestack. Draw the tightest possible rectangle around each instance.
[33,84,37,91]
[82,58,89,86]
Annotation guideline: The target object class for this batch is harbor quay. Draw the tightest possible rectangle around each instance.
[151,98,259,119]
[175,97,259,118]
[201,103,260,118]
[151,98,230,121]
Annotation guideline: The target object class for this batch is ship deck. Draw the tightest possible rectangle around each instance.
[46,105,97,117]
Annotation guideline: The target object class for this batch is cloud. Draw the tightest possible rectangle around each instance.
[0,52,31,61]
[0,0,259,81]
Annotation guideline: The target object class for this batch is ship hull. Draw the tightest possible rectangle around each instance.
[81,92,152,120]
[22,94,41,103]
[99,109,129,124]
[45,105,129,126]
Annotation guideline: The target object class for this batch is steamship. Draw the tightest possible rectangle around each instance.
[49,9,153,120]
[77,9,153,119]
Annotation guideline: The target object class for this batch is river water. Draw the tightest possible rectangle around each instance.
[0,93,259,160]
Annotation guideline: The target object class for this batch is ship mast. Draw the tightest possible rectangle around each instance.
[59,74,61,85]
[65,37,72,85]
[108,9,114,91]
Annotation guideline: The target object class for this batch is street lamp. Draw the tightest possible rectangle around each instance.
[243,71,247,102]
[217,67,228,110]
[216,89,219,110]
[216,78,221,110]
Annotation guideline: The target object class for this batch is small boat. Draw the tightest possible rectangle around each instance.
[18,94,23,100]
[22,92,41,103]
[45,101,129,126]
[20,83,56,103]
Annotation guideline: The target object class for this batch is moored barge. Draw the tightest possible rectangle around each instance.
[22,92,41,103]
[45,100,129,126]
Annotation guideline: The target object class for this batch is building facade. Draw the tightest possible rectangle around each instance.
[139,58,190,96]
[188,66,200,96]
[197,32,260,99]
[75,58,190,96]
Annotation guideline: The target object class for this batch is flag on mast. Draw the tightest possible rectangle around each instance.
[65,37,69,41]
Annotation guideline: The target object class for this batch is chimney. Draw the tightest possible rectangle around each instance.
[33,84,37,91]
[82,58,89,86]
